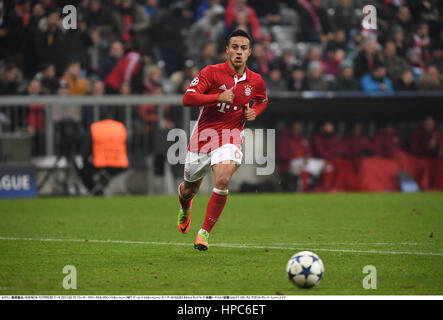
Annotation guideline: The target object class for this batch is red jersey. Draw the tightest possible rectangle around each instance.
[183,61,268,153]
[105,51,141,91]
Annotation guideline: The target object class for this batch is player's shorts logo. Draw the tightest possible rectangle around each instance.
[244,85,252,96]
[190,77,199,87]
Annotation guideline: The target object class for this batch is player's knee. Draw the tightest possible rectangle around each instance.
[215,175,231,190]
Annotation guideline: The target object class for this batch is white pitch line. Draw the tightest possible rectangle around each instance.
[285,242,424,246]
[0,236,442,257]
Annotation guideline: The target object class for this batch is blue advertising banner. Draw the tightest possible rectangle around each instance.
[0,166,37,198]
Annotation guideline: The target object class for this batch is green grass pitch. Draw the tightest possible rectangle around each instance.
[0,192,442,295]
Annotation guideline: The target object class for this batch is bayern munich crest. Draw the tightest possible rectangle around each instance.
[244,85,252,96]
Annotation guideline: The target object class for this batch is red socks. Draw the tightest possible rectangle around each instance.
[179,183,228,233]
[201,188,228,233]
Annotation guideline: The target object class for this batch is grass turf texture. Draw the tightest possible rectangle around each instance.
[0,192,442,295]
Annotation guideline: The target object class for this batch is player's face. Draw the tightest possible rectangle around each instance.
[226,36,251,71]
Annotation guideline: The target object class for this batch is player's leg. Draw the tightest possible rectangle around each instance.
[194,160,238,251]
[178,152,210,234]
[177,179,202,234]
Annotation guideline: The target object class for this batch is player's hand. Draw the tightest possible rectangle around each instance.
[217,87,235,105]
[244,103,256,121]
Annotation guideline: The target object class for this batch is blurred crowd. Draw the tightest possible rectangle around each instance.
[0,0,442,164]
[278,116,443,192]
[0,0,442,99]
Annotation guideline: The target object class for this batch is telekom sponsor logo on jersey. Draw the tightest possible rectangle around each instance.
[166,122,275,176]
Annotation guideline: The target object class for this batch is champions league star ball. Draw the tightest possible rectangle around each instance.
[286,251,324,288]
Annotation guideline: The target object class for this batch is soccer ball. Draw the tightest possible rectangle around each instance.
[286,251,324,288]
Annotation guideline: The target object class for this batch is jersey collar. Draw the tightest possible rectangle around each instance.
[224,60,248,82]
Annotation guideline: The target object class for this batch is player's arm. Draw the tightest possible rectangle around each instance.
[182,67,234,107]
[244,77,268,121]
[183,87,234,106]
[182,90,219,107]
[251,77,268,117]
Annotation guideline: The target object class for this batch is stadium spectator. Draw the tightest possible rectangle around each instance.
[342,122,375,162]
[32,10,66,77]
[414,0,440,38]
[260,34,276,65]
[417,64,443,91]
[429,40,443,73]
[225,0,261,40]
[264,67,286,93]
[119,80,132,95]
[353,39,384,79]
[104,48,142,94]
[148,1,192,75]
[84,0,119,44]
[248,41,270,76]
[277,123,300,191]
[373,123,402,158]
[0,64,23,95]
[26,79,45,155]
[81,79,112,128]
[64,18,91,71]
[112,0,150,52]
[139,86,174,137]
[186,4,225,61]
[37,63,59,94]
[226,9,253,41]
[325,28,348,55]
[374,0,399,30]
[394,68,418,91]
[360,63,394,93]
[306,61,328,91]
[313,121,344,160]
[0,0,31,64]
[195,41,219,71]
[143,0,161,18]
[38,0,55,13]
[410,116,442,157]
[287,65,309,91]
[295,0,331,44]
[170,60,199,94]
[194,0,223,22]
[406,47,426,77]
[22,1,47,78]
[323,48,346,79]
[99,41,124,81]
[140,51,156,81]
[252,0,281,25]
[303,45,322,71]
[332,0,359,36]
[285,121,324,192]
[329,59,360,91]
[382,40,409,82]
[391,26,409,59]
[313,121,359,191]
[61,61,90,96]
[289,122,314,157]
[86,28,108,78]
[390,6,415,45]
[275,48,298,84]
[413,21,432,63]
[143,65,164,93]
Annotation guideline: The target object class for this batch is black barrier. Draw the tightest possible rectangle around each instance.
[257,91,443,125]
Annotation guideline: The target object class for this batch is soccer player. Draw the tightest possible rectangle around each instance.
[177,29,268,251]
